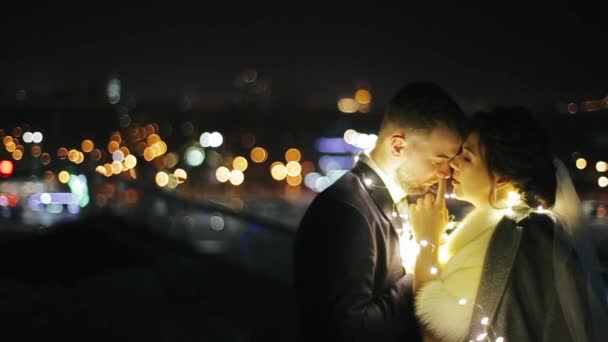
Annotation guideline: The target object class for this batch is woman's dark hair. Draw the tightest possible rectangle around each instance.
[468,106,556,208]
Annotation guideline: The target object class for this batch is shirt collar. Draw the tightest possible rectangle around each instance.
[357,152,407,204]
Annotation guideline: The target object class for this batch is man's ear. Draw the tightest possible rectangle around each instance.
[390,134,406,157]
[495,176,510,189]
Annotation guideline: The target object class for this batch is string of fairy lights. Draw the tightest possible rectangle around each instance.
[362,168,548,342]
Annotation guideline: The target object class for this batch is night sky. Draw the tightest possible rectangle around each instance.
[1,1,606,110]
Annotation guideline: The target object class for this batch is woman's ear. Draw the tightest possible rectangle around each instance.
[390,133,406,157]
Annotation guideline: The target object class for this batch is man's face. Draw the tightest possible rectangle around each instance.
[394,124,462,195]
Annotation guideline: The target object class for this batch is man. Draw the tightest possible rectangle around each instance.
[293,82,464,341]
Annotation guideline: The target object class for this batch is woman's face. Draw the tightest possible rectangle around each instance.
[449,132,494,207]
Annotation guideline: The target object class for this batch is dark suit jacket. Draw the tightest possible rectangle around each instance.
[467,212,608,342]
[293,162,420,342]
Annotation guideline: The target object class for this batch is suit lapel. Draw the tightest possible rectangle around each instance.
[466,217,524,341]
[351,162,404,233]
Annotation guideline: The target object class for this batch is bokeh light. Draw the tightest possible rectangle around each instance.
[91,149,102,161]
[23,132,33,143]
[285,148,302,162]
[32,132,43,143]
[229,170,244,186]
[57,147,68,159]
[40,153,51,165]
[185,146,205,167]
[599,176,608,188]
[111,161,122,174]
[271,162,288,181]
[337,98,359,113]
[596,161,607,172]
[286,161,302,177]
[216,167,231,183]
[144,147,156,161]
[147,134,161,146]
[286,174,303,186]
[124,155,137,169]
[354,89,372,105]
[12,150,23,160]
[174,168,187,183]
[31,146,42,158]
[233,156,248,172]
[209,132,223,148]
[58,171,70,184]
[155,171,169,187]
[250,147,268,163]
[164,153,179,168]
[108,141,120,154]
[81,140,94,153]
[576,158,587,170]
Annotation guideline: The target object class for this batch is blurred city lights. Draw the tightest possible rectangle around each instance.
[144,147,156,161]
[337,98,359,113]
[286,161,302,177]
[40,193,52,205]
[229,170,244,186]
[286,174,303,186]
[108,141,120,154]
[271,162,288,181]
[209,132,223,148]
[81,139,94,153]
[199,132,211,147]
[31,146,42,158]
[167,175,179,189]
[57,147,68,159]
[103,164,113,177]
[599,176,608,188]
[12,150,23,160]
[164,153,179,168]
[5,142,16,153]
[95,165,107,176]
[147,134,161,146]
[58,171,70,184]
[107,78,121,104]
[233,156,249,172]
[596,161,607,172]
[355,89,372,105]
[32,132,43,143]
[23,132,33,143]
[174,168,187,183]
[155,172,169,187]
[285,148,302,162]
[0,160,14,177]
[111,161,122,174]
[40,153,51,165]
[113,150,125,162]
[216,167,231,183]
[185,146,205,167]
[210,215,225,231]
[124,155,137,169]
[250,147,268,163]
[576,158,587,170]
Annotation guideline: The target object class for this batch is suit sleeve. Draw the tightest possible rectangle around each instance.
[322,201,416,341]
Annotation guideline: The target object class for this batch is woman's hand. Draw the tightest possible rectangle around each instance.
[409,178,449,243]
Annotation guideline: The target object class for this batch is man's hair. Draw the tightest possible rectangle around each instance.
[380,82,465,136]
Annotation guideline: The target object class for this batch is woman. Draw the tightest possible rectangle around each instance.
[409,107,608,341]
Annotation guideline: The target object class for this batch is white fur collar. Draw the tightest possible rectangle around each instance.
[415,207,506,342]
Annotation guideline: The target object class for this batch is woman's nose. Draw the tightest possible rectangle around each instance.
[449,156,459,171]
